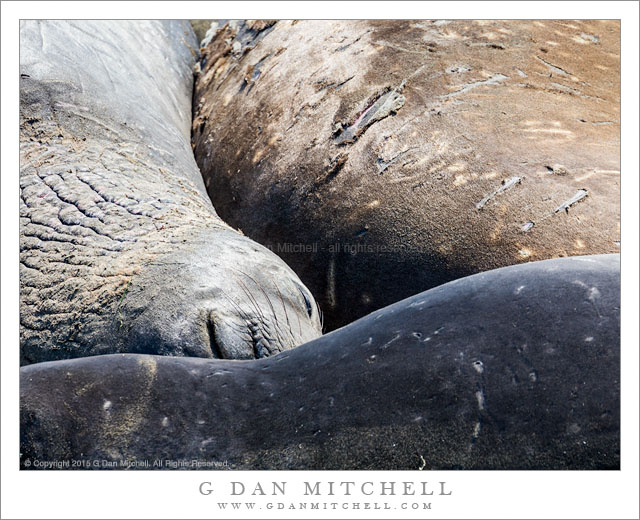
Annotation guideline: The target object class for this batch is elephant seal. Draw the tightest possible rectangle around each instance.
[20,254,620,470]
[19,20,321,365]
[192,20,620,330]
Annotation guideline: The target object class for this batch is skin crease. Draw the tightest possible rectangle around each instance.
[20,255,620,470]
[19,20,321,365]
[192,20,620,331]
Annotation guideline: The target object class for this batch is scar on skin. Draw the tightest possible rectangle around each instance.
[554,189,588,213]
[476,176,521,210]
[334,87,406,145]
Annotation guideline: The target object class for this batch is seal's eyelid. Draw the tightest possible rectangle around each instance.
[297,286,314,318]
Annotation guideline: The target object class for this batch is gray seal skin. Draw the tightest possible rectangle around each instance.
[19,20,321,365]
[192,20,621,331]
[20,255,620,470]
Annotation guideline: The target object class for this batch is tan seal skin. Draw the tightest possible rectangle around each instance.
[192,20,620,330]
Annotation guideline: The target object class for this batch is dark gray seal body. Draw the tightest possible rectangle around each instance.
[192,20,620,330]
[19,20,321,365]
[20,254,620,470]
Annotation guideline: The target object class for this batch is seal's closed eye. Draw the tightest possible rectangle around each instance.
[298,286,314,318]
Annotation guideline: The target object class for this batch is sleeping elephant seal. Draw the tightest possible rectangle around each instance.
[20,254,620,470]
[192,20,620,330]
[19,20,321,365]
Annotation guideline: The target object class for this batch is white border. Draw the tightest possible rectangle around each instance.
[2,2,638,519]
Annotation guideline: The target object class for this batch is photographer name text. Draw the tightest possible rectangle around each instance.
[199,480,452,497]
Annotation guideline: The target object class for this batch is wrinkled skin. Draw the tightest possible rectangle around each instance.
[192,20,620,330]
[19,20,321,365]
[20,255,620,470]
